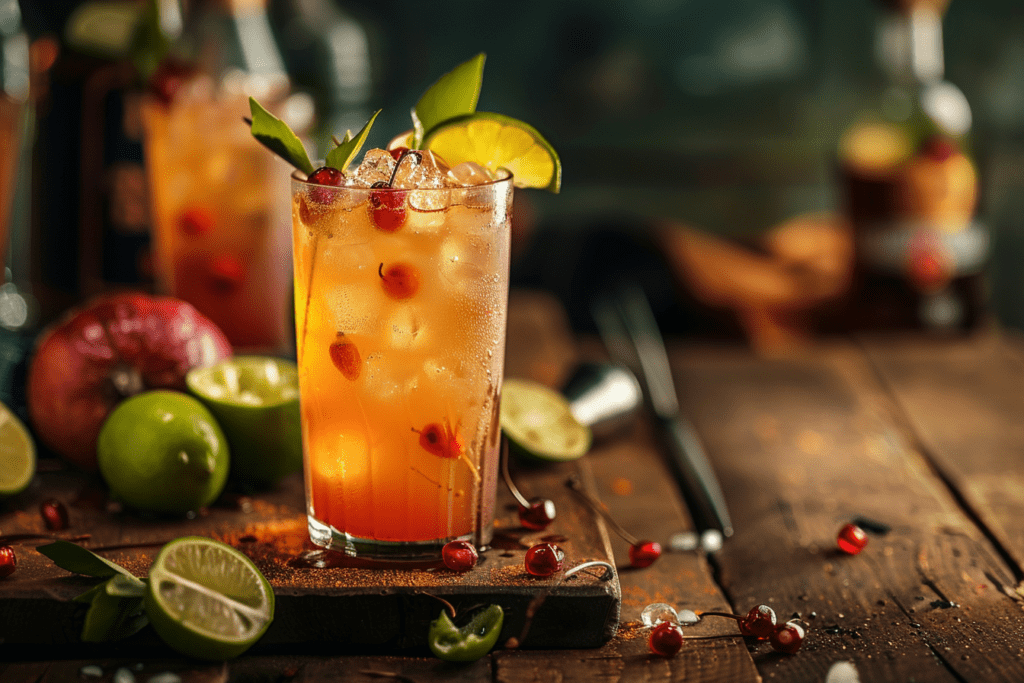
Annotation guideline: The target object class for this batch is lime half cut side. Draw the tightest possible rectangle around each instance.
[422,112,561,192]
[500,378,592,463]
[186,356,302,488]
[145,536,275,661]
[0,401,35,496]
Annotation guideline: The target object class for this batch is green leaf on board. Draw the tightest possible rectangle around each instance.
[248,97,315,175]
[81,577,148,643]
[412,53,485,148]
[325,110,381,172]
[37,540,135,579]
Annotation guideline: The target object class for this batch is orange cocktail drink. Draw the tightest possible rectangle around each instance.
[142,90,294,353]
[291,152,512,560]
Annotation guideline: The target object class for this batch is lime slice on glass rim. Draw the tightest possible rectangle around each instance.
[500,379,591,463]
[186,356,302,488]
[0,401,34,497]
[145,536,275,661]
[422,112,561,192]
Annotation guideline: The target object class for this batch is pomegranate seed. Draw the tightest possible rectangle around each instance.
[0,545,15,578]
[40,499,69,531]
[769,620,805,654]
[518,498,556,531]
[208,254,244,292]
[837,523,868,555]
[629,540,662,568]
[648,621,684,657]
[379,262,420,300]
[307,166,345,204]
[442,540,478,572]
[369,188,407,232]
[178,207,214,237]
[328,334,361,380]
[739,604,777,639]
[524,542,564,578]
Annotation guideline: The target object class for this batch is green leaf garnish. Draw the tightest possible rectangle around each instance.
[325,109,381,172]
[129,0,172,81]
[248,97,315,175]
[80,576,148,643]
[37,540,136,579]
[412,53,486,148]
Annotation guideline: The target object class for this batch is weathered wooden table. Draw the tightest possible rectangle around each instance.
[5,289,1024,682]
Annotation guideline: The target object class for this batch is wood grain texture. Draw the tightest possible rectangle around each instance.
[672,339,1024,682]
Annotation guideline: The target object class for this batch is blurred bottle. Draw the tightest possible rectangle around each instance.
[140,0,311,353]
[268,0,376,158]
[0,0,32,419]
[837,0,986,332]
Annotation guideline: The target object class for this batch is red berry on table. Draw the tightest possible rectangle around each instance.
[379,263,420,300]
[524,542,564,578]
[328,333,361,380]
[629,540,662,568]
[739,604,777,639]
[442,540,478,572]
[648,621,684,657]
[369,187,408,233]
[307,166,345,205]
[518,497,556,531]
[178,206,214,237]
[770,620,806,654]
[40,499,69,531]
[0,546,15,578]
[837,523,868,555]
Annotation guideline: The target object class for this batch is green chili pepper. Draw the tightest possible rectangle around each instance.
[428,604,504,662]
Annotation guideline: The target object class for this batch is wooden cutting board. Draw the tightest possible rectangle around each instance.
[0,455,619,659]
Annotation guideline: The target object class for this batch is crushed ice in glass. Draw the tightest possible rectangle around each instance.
[641,602,678,628]
[350,148,395,187]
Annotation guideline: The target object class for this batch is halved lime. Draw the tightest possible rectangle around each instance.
[0,401,34,496]
[500,379,591,463]
[422,112,561,192]
[145,536,275,661]
[186,356,301,488]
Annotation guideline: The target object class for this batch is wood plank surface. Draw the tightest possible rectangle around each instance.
[671,338,1024,682]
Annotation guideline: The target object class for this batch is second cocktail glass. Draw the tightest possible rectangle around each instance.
[291,159,512,561]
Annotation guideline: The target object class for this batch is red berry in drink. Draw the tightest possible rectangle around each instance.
[369,188,408,233]
[837,523,868,555]
[148,57,196,104]
[328,334,361,380]
[178,206,214,237]
[388,146,409,161]
[208,254,244,292]
[0,546,15,578]
[41,499,69,531]
[307,166,345,205]
[769,620,806,654]
[518,497,556,531]
[524,542,564,578]
[648,621,684,657]
[628,540,662,568]
[739,604,777,639]
[379,262,420,300]
[442,540,478,572]
[416,422,461,459]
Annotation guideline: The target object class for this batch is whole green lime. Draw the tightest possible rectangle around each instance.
[186,356,301,488]
[97,390,229,514]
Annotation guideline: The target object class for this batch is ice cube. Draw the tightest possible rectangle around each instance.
[439,234,494,294]
[384,307,427,350]
[349,148,395,187]
[640,603,679,628]
[447,162,494,187]
[393,149,449,190]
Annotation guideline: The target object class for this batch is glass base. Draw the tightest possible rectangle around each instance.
[307,515,474,562]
